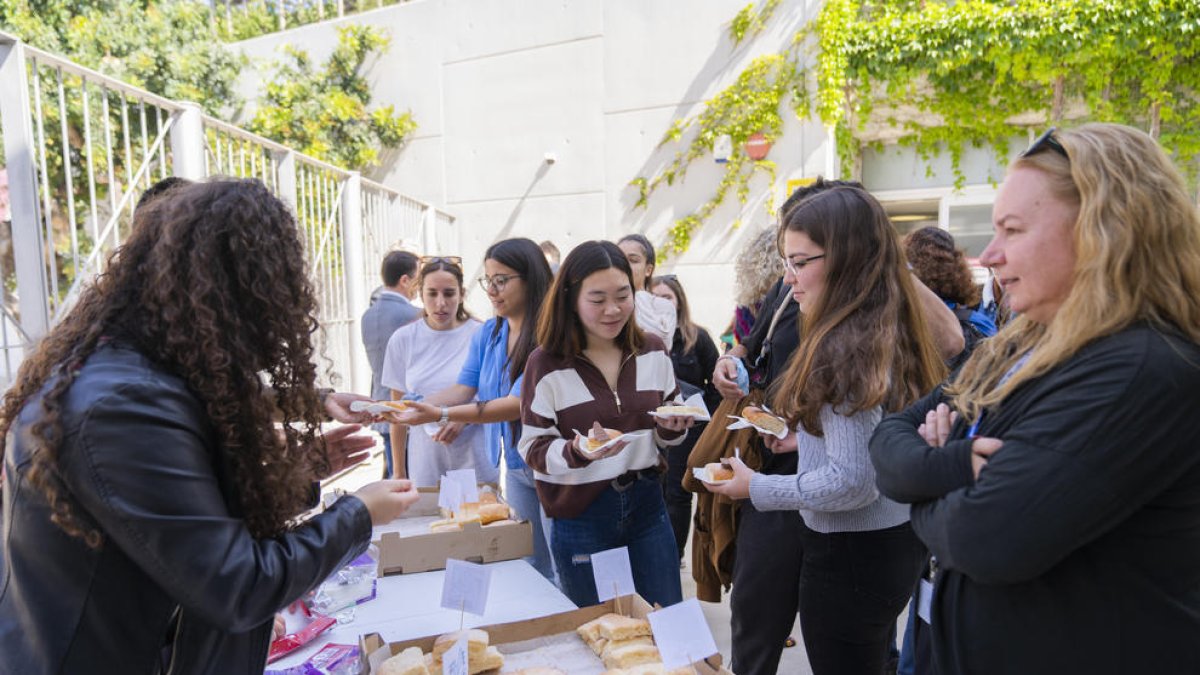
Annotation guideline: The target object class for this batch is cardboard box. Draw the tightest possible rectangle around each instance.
[360,594,732,674]
[374,487,534,576]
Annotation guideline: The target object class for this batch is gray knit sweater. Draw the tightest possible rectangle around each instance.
[749,404,910,533]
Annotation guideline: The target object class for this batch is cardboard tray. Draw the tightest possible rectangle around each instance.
[359,594,731,674]
[374,487,534,576]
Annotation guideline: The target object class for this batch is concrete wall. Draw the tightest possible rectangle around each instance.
[231,0,831,335]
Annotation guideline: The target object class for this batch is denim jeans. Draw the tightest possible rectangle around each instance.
[505,464,557,584]
[551,475,683,608]
[663,426,701,560]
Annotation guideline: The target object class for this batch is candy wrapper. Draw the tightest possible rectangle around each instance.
[308,548,379,616]
[266,643,359,675]
[649,392,713,422]
[267,615,337,664]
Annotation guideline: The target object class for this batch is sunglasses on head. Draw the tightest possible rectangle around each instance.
[1021,127,1069,160]
[420,255,463,267]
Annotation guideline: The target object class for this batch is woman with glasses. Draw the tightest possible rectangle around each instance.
[870,124,1200,674]
[381,257,489,487]
[649,274,720,562]
[393,238,557,581]
[709,184,944,675]
[519,241,693,608]
[617,234,677,346]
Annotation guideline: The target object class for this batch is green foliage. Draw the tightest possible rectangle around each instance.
[729,0,781,46]
[1,0,244,115]
[248,24,417,169]
[213,0,409,42]
[639,0,1200,258]
[817,0,1200,186]
[632,52,804,254]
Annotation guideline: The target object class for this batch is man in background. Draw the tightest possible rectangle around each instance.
[361,250,421,477]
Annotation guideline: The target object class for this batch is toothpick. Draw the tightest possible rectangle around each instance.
[613,582,623,617]
[459,598,465,631]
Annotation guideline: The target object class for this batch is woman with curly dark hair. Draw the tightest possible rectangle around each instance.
[904,226,997,371]
[0,179,419,674]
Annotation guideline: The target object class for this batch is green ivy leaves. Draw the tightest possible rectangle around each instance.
[247,24,417,170]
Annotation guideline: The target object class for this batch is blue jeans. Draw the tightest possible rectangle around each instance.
[551,475,683,608]
[505,464,557,583]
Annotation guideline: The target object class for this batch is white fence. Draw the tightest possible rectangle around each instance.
[0,30,455,391]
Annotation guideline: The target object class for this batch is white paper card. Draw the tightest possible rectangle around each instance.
[649,598,719,670]
[441,558,492,616]
[590,546,636,602]
[442,635,469,675]
[446,469,480,506]
[917,578,934,624]
[437,477,461,511]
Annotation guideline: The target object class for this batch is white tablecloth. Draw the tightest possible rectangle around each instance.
[269,559,575,670]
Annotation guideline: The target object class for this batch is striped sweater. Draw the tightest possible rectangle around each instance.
[518,334,685,519]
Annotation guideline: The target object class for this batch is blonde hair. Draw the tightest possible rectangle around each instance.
[949,123,1200,422]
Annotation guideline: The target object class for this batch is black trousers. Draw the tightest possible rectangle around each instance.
[732,510,926,675]
[730,502,806,675]
[662,424,702,560]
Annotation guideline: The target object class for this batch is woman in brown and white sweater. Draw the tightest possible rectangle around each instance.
[519,240,693,608]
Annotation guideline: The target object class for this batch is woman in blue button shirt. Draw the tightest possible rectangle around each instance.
[396,238,556,581]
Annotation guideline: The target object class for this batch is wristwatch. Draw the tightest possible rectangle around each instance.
[439,406,450,426]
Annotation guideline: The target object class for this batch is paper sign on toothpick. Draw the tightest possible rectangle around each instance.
[446,469,480,507]
[437,477,462,512]
[648,598,720,670]
[441,559,492,616]
[442,635,469,675]
[590,546,636,602]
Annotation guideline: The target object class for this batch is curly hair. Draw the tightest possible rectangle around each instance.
[0,179,331,545]
[734,227,785,307]
[771,186,946,435]
[904,227,981,307]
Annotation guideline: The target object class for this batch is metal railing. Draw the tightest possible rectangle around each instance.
[0,30,456,391]
[215,0,408,41]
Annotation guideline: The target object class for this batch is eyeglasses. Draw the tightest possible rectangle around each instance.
[478,273,522,293]
[421,255,463,266]
[781,254,825,276]
[1021,127,1069,160]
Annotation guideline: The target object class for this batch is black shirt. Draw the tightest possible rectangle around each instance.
[669,326,721,411]
[870,324,1200,674]
[738,278,799,474]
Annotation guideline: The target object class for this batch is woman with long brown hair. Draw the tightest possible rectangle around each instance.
[710,185,944,674]
[0,179,419,674]
[519,240,692,608]
[871,124,1200,674]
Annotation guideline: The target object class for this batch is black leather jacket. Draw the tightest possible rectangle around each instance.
[0,344,372,674]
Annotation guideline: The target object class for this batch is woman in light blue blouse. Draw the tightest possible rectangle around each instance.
[396,238,556,581]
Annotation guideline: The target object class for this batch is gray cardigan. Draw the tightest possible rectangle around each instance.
[749,404,910,533]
